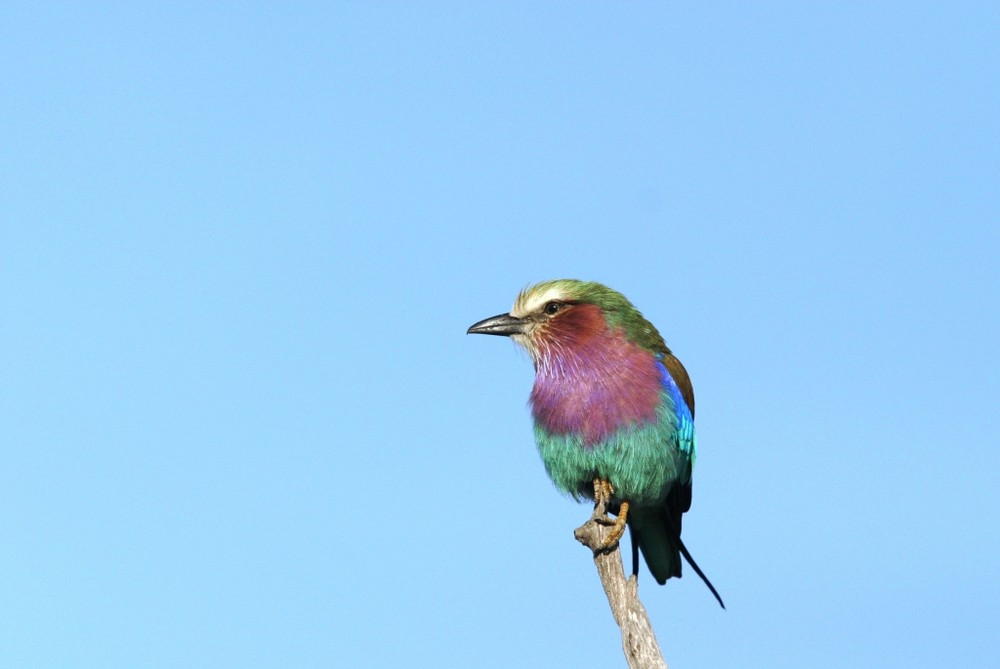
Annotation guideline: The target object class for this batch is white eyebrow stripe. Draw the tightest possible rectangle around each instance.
[511,285,569,318]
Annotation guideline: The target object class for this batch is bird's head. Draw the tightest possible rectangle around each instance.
[467,279,667,363]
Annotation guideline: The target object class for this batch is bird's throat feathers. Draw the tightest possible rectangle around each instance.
[529,304,663,446]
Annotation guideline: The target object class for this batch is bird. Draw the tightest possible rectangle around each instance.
[467,279,724,608]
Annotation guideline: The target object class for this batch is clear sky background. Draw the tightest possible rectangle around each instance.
[2,3,998,668]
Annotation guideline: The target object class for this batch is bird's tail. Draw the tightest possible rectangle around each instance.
[629,507,725,609]
[675,533,726,609]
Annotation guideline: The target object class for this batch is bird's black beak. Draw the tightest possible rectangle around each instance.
[467,313,529,337]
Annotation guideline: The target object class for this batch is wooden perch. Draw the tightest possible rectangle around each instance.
[574,484,668,669]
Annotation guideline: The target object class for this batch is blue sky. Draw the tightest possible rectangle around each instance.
[2,3,998,667]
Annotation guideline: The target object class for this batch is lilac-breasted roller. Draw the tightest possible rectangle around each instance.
[468,279,723,608]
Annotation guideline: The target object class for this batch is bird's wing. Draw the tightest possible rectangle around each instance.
[658,355,695,464]
[632,357,697,584]
[657,355,696,508]
[661,353,695,419]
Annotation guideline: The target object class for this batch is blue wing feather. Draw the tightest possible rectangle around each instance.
[656,360,696,472]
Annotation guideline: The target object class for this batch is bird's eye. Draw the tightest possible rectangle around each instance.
[544,301,562,315]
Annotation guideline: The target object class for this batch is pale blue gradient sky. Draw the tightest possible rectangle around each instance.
[3,3,998,668]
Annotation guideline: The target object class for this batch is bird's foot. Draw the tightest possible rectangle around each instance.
[600,500,629,548]
[590,477,613,519]
[590,478,630,548]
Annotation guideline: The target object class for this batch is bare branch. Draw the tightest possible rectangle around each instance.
[574,490,668,669]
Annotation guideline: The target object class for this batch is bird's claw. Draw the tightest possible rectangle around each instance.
[590,478,630,548]
[600,500,629,548]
